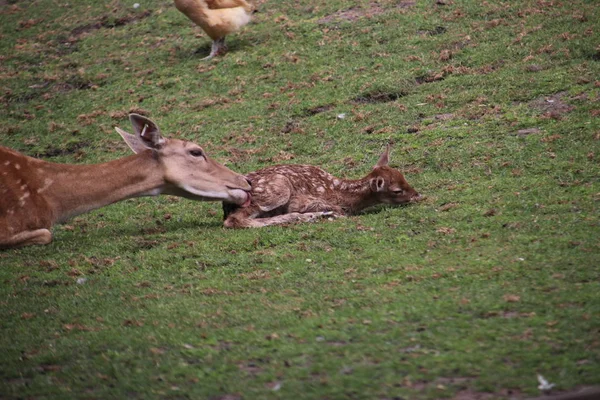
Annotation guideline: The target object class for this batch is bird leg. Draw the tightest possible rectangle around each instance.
[202,37,227,60]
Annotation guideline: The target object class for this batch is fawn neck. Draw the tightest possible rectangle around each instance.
[333,176,379,214]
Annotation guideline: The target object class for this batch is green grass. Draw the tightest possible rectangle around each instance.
[1,0,599,398]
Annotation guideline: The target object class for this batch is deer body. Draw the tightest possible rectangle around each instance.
[223,147,421,228]
[0,114,251,248]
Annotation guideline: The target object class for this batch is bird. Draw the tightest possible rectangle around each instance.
[173,0,254,60]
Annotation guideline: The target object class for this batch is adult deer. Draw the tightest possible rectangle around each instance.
[222,146,421,228]
[0,113,251,248]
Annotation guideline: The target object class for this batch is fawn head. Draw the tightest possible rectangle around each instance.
[368,146,421,205]
[115,114,251,205]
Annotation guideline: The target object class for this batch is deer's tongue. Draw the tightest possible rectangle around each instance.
[241,192,252,207]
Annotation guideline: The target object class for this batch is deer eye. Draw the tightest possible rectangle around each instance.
[392,189,404,195]
[189,149,203,157]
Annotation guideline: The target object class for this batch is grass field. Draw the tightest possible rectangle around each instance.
[1,0,599,398]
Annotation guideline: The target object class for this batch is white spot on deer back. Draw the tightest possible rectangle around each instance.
[3,160,10,166]
[14,163,21,170]
[316,186,325,194]
[37,178,54,193]
[19,191,30,201]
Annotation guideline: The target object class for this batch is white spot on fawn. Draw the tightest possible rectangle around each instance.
[15,163,21,170]
[37,178,54,193]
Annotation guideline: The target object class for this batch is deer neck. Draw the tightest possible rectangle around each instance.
[40,151,164,223]
[336,176,377,214]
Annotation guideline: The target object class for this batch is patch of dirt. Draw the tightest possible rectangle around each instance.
[351,90,407,104]
[436,377,476,386]
[38,140,90,158]
[193,97,230,111]
[435,113,455,120]
[398,1,417,8]
[302,104,334,116]
[54,75,102,93]
[515,127,542,137]
[317,2,387,24]
[450,389,497,399]
[528,386,600,400]
[70,10,151,38]
[227,146,264,163]
[417,26,447,36]
[210,396,241,400]
[237,361,263,376]
[528,92,574,116]
[280,119,302,134]
[416,71,446,84]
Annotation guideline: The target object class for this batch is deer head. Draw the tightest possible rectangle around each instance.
[115,114,251,205]
[368,145,421,205]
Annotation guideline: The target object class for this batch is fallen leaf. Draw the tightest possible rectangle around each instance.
[67,268,82,277]
[516,128,541,136]
[266,381,282,391]
[123,319,144,327]
[438,202,458,212]
[503,294,521,302]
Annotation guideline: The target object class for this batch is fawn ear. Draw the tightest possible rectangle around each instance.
[370,176,386,192]
[130,114,166,150]
[375,145,391,168]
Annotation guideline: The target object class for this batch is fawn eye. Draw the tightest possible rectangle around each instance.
[189,149,203,157]
[393,189,404,194]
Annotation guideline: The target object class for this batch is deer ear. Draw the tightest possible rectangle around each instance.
[129,114,166,150]
[115,127,149,154]
[370,176,386,192]
[375,145,391,168]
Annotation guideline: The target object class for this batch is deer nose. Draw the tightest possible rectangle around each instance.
[410,193,423,202]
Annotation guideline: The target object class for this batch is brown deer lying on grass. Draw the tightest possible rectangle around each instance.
[223,146,421,228]
[0,113,251,248]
